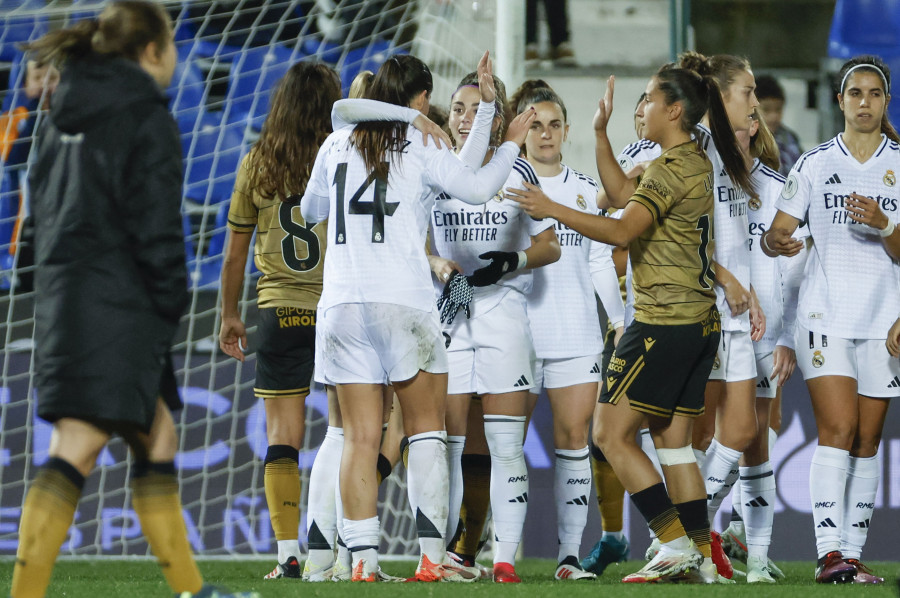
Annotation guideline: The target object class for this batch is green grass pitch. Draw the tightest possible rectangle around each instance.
[2,559,897,597]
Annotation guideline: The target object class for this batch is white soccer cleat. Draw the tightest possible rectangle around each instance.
[331,557,351,582]
[554,557,597,580]
[644,537,661,561]
[301,558,333,582]
[747,555,777,584]
[623,543,702,583]
[691,558,736,584]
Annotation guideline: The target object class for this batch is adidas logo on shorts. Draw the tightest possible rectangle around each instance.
[590,363,601,374]
[757,378,771,388]
[887,376,900,388]
[513,375,529,388]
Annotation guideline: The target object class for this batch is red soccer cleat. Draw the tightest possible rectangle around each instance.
[710,531,734,579]
[845,559,883,584]
[493,562,521,583]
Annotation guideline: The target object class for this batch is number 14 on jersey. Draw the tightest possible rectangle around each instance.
[333,162,398,244]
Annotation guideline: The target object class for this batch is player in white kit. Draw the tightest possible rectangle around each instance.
[720,112,799,582]
[428,72,561,584]
[300,53,536,582]
[763,55,900,585]
[673,54,766,580]
[505,83,624,580]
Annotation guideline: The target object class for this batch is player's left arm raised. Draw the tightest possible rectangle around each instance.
[845,192,900,259]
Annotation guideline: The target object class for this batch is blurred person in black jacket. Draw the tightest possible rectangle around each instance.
[11,3,257,598]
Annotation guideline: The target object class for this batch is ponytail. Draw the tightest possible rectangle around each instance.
[881,114,900,143]
[704,77,752,195]
[25,19,97,65]
[751,112,780,170]
[24,1,170,66]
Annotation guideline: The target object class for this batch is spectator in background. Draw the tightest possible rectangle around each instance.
[756,74,802,175]
[525,0,575,67]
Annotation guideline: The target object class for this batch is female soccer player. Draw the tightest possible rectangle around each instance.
[218,62,341,580]
[300,53,536,582]
[511,65,746,584]
[428,71,560,584]
[763,55,900,585]
[505,82,624,580]
[724,111,798,583]
[15,3,255,598]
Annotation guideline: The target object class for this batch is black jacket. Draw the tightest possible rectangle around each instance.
[30,54,188,432]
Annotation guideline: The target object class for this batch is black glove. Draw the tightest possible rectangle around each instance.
[468,251,520,287]
[437,271,475,325]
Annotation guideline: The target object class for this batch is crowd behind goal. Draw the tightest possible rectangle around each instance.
[4,0,900,596]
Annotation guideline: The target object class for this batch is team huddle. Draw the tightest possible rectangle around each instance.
[12,2,900,595]
[219,47,900,586]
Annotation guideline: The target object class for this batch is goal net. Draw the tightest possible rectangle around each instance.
[0,0,497,558]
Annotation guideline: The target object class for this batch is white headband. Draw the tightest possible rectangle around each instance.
[840,63,890,94]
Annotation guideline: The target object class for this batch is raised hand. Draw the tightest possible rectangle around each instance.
[477,50,496,104]
[592,75,616,133]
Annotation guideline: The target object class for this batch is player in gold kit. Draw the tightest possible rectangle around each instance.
[511,64,749,584]
[218,62,340,580]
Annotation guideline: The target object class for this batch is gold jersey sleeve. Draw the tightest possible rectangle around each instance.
[627,141,717,325]
[227,155,327,309]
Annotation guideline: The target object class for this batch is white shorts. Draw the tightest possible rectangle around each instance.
[795,324,900,398]
[313,308,334,386]
[708,329,757,382]
[319,303,448,385]
[532,354,602,394]
[754,350,776,399]
[445,293,535,395]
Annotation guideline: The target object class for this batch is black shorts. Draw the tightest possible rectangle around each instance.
[254,307,316,399]
[600,307,720,418]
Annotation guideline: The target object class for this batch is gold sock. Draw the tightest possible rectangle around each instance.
[263,451,301,542]
[591,457,625,532]
[650,507,687,544]
[131,464,203,594]
[12,459,83,598]
[451,454,491,558]
[675,499,712,558]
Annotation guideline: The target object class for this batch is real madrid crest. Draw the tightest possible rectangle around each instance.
[885,169,896,187]
[576,194,587,210]
[712,355,721,370]
[812,350,825,368]
[493,191,503,203]
[748,195,761,211]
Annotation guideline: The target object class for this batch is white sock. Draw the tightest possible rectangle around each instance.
[484,415,528,565]
[810,445,849,558]
[306,426,342,569]
[739,462,775,561]
[277,539,301,563]
[406,431,450,564]
[640,429,663,477]
[730,473,744,533]
[840,454,879,560]
[702,438,741,524]
[343,516,380,571]
[446,435,466,545]
[554,446,591,563]
[335,447,349,570]
[693,448,707,470]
